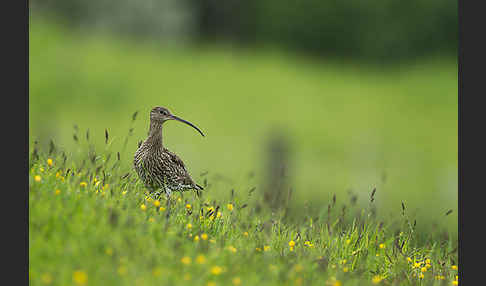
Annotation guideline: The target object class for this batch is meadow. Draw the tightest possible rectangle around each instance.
[29,18,458,285]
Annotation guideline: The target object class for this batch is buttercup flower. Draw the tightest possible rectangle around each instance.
[73,270,87,285]
[196,255,206,264]
[371,275,383,284]
[211,266,223,275]
[181,256,191,265]
[232,277,241,285]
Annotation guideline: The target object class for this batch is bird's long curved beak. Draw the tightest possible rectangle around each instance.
[171,115,205,137]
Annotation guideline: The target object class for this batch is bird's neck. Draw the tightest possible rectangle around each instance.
[147,120,163,148]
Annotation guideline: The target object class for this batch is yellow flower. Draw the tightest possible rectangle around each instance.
[451,265,458,270]
[186,223,192,229]
[232,277,241,285]
[407,257,412,263]
[159,207,166,212]
[196,255,206,264]
[264,245,270,251]
[426,263,431,269]
[289,246,294,252]
[371,275,383,284]
[154,200,161,207]
[425,258,431,264]
[243,231,249,237]
[421,267,427,273]
[211,266,223,275]
[413,262,421,268]
[56,171,61,178]
[201,233,209,240]
[345,239,351,245]
[332,280,342,286]
[80,182,87,188]
[340,259,347,265]
[55,189,61,195]
[117,266,127,276]
[418,273,424,279]
[105,248,113,256]
[304,241,314,247]
[140,204,147,211]
[40,167,45,172]
[122,191,127,196]
[289,240,296,247]
[227,203,234,211]
[379,243,385,249]
[47,158,53,167]
[181,256,191,265]
[228,246,237,253]
[452,281,458,286]
[255,247,262,252]
[435,275,445,280]
[177,197,182,203]
[186,204,192,210]
[72,270,87,285]
[343,267,349,273]
[34,175,41,182]
[194,235,200,242]
[152,267,162,277]
[41,273,53,284]
[216,211,222,218]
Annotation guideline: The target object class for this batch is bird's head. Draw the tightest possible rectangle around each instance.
[150,106,205,137]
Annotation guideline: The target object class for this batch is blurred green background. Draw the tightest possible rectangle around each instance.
[29,0,457,233]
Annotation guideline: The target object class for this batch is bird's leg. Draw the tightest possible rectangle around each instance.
[165,187,172,219]
[153,189,163,201]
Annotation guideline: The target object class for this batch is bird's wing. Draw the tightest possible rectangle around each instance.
[163,149,197,188]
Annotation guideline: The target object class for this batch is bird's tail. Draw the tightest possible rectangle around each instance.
[195,184,204,191]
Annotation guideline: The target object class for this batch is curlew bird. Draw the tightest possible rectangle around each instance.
[134,107,205,203]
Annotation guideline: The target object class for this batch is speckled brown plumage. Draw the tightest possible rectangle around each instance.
[134,107,204,197]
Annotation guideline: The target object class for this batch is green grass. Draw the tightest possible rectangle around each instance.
[29,18,458,285]
[29,144,457,286]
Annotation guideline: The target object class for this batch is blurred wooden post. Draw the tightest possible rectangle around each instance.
[263,131,290,211]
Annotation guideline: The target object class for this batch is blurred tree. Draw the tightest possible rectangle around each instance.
[31,0,196,42]
[30,0,457,61]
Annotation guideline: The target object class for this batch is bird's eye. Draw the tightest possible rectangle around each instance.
[159,110,163,114]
